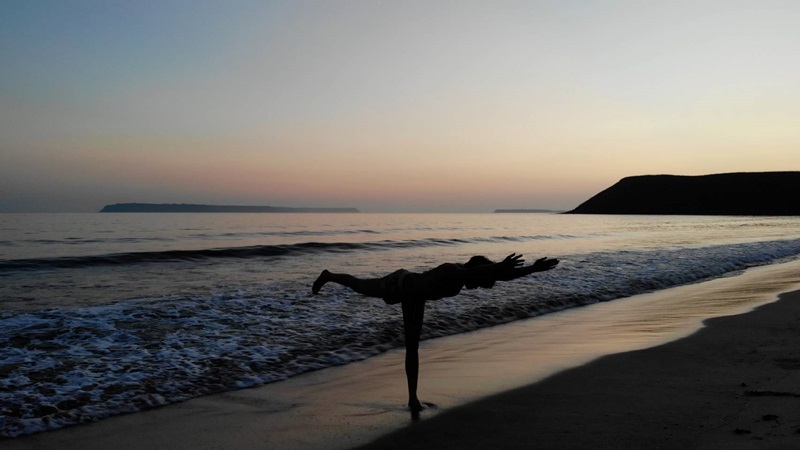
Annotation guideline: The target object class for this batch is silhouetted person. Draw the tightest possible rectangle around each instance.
[312,253,559,412]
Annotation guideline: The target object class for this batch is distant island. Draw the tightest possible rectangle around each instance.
[566,171,800,215]
[494,209,560,213]
[100,203,360,213]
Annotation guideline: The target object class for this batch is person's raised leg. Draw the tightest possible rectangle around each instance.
[402,298,425,411]
[312,270,385,298]
[312,270,332,294]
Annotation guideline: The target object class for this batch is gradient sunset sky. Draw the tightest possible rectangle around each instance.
[2,1,799,212]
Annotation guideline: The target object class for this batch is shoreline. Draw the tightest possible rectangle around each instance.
[5,259,800,449]
[358,291,800,450]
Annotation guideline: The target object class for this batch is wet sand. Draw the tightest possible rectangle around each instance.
[5,260,800,450]
[358,290,800,450]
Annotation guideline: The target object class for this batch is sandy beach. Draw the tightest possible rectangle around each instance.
[359,291,800,450]
[4,260,800,450]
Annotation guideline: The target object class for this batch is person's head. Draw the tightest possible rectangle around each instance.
[463,255,495,289]
[464,255,492,268]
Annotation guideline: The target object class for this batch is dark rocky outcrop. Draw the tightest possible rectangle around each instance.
[100,203,359,213]
[567,172,800,215]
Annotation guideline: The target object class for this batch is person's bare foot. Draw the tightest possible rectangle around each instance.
[312,270,330,294]
[409,399,436,411]
[408,399,436,420]
[408,399,424,412]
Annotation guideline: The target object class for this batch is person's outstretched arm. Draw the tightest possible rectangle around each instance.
[493,256,559,281]
[458,253,526,280]
[453,254,558,283]
[442,254,558,285]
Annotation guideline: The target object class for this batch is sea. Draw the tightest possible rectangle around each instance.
[2,212,800,438]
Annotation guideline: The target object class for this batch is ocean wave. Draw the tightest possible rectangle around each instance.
[0,234,577,273]
[2,238,800,437]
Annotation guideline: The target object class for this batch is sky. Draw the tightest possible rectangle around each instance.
[2,1,800,212]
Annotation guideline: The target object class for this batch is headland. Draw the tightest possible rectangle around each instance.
[99,203,360,213]
[494,209,560,213]
[568,171,800,215]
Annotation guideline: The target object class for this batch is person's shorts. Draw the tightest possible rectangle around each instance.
[381,269,409,304]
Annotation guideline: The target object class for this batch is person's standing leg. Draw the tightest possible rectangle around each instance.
[401,298,425,411]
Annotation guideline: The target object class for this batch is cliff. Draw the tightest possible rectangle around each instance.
[567,172,800,215]
[100,203,360,213]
